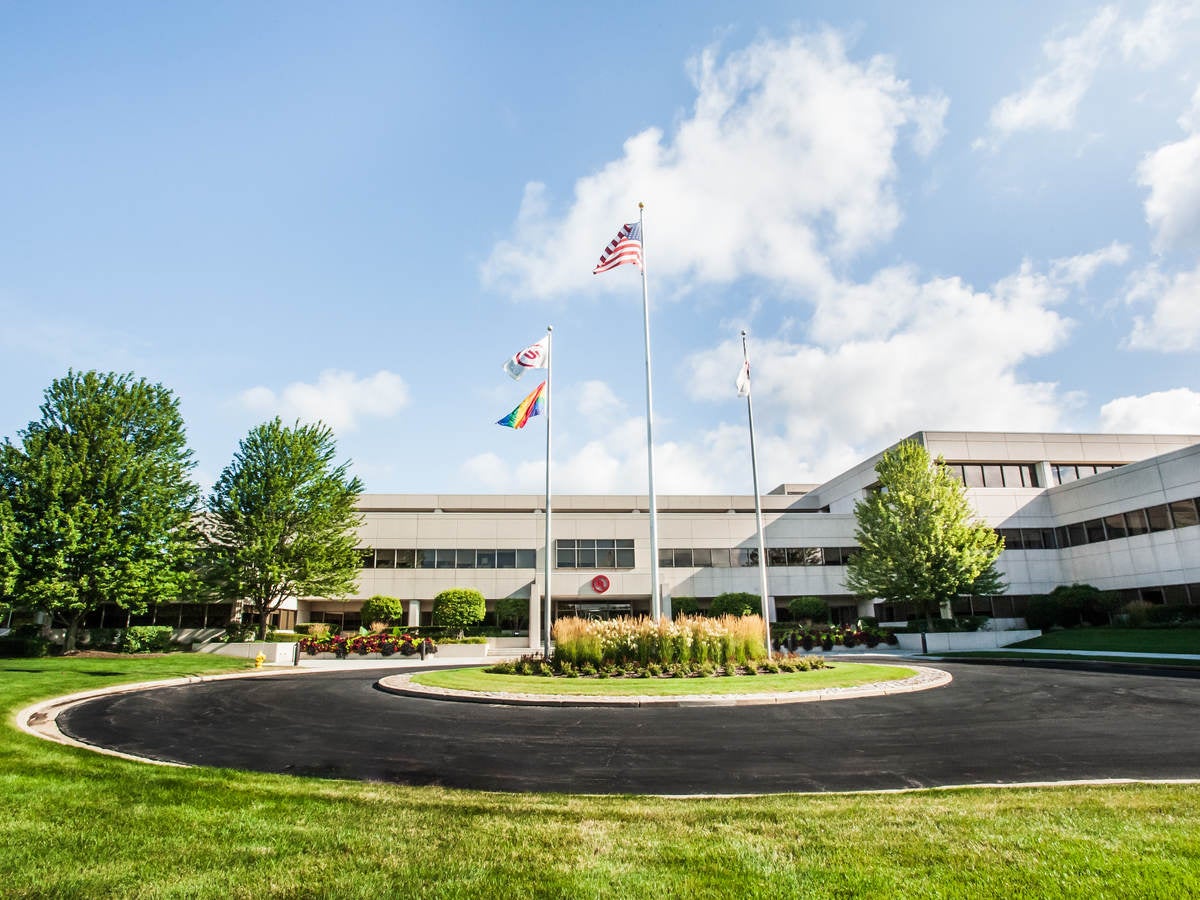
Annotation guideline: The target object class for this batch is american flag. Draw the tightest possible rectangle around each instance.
[592,222,642,274]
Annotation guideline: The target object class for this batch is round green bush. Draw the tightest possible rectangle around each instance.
[360,595,405,626]
[708,592,760,617]
[431,588,486,628]
[788,595,828,623]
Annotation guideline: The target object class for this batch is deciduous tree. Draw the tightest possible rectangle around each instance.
[0,371,200,651]
[431,588,486,629]
[846,440,1005,627]
[205,419,362,639]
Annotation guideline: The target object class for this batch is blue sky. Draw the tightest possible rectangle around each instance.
[2,1,1198,495]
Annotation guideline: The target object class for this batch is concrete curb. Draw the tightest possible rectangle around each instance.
[376,664,951,707]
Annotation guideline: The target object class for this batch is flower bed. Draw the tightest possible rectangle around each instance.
[298,633,436,658]
[773,625,897,653]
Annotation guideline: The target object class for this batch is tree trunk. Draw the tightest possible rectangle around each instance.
[64,611,85,653]
[258,605,269,640]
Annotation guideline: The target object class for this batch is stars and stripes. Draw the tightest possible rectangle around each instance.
[592,222,642,274]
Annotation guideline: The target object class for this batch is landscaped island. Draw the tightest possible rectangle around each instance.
[408,615,919,696]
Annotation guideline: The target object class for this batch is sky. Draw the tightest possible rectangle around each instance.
[2,1,1199,496]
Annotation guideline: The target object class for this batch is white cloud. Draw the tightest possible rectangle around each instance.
[984,6,1119,139]
[683,256,1088,484]
[1049,241,1131,286]
[575,380,625,421]
[482,31,947,299]
[1137,127,1200,253]
[981,2,1199,144]
[238,369,408,432]
[1120,0,1200,66]
[1100,388,1200,432]
[1125,261,1200,350]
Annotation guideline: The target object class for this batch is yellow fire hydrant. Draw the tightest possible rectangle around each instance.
[254,652,265,669]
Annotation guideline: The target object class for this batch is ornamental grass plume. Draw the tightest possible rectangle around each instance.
[551,614,767,668]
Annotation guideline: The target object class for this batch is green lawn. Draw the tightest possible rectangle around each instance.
[1007,627,1200,654]
[2,656,1199,898]
[413,662,915,695]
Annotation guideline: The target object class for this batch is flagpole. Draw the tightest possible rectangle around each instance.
[639,202,662,620]
[742,330,772,659]
[543,325,553,659]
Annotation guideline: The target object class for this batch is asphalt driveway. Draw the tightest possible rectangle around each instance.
[56,661,1200,794]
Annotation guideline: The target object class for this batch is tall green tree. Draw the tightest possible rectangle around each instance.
[0,371,200,651]
[846,440,1006,627]
[0,496,17,600]
[205,419,363,639]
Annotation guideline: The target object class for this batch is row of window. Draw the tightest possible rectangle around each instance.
[1051,463,1122,485]
[556,539,636,569]
[658,546,859,568]
[938,461,1124,489]
[998,496,1200,551]
[942,462,1041,488]
[360,548,538,570]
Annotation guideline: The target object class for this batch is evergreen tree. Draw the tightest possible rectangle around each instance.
[204,419,362,639]
[0,371,200,651]
[846,440,1005,626]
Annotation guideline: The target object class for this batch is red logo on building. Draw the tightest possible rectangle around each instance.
[591,575,610,594]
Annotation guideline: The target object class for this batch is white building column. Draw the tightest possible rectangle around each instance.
[406,600,420,628]
[1036,460,1054,490]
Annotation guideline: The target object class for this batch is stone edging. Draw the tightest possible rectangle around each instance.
[376,664,951,707]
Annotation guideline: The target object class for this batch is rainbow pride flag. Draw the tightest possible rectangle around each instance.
[496,381,546,429]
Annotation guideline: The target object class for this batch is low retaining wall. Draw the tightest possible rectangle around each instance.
[197,641,299,665]
[895,630,1041,652]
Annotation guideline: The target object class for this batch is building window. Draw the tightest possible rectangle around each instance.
[1146,505,1172,532]
[418,549,437,569]
[375,549,396,569]
[359,550,375,569]
[1170,499,1199,529]
[516,549,536,569]
[497,550,517,569]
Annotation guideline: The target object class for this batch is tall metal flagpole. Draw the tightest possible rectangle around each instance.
[543,325,553,658]
[639,202,662,620]
[741,330,773,659]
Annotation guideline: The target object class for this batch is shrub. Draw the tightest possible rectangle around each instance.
[789,596,828,623]
[119,626,174,653]
[360,595,405,627]
[671,596,700,617]
[1145,603,1200,626]
[709,592,760,618]
[0,636,50,658]
[431,588,486,629]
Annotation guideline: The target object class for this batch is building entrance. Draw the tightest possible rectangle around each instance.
[555,601,634,620]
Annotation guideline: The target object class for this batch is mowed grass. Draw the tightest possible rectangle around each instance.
[1,657,1199,898]
[1007,627,1200,654]
[412,662,915,695]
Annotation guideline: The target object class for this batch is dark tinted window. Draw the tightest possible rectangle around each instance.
[1085,519,1106,543]
[496,550,516,569]
[516,549,536,568]
[1147,505,1172,532]
[375,549,396,569]
[476,549,496,568]
[1103,514,1128,541]
[1170,498,1199,528]
[1124,508,1149,535]
[674,548,694,568]
[456,549,476,569]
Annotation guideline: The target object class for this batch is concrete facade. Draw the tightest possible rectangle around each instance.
[290,431,1200,643]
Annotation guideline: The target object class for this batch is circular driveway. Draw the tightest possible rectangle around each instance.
[57,661,1200,794]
